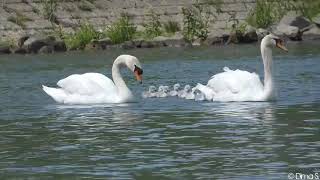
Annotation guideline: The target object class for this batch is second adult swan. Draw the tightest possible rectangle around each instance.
[196,34,288,101]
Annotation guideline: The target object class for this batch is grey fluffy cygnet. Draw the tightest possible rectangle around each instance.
[157,85,169,98]
[169,83,180,96]
[142,85,157,98]
[178,85,191,98]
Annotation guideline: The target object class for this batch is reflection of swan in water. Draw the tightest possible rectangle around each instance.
[196,34,288,102]
[52,103,141,125]
[205,102,275,121]
[42,55,143,104]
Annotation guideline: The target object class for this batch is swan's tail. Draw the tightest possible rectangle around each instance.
[195,83,215,101]
[42,85,67,103]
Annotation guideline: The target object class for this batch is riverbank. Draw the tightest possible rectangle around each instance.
[0,28,319,56]
[0,0,319,55]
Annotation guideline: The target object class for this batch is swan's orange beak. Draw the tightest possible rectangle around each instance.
[276,39,288,52]
[134,70,143,84]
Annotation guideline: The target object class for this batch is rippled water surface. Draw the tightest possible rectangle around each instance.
[1,43,320,179]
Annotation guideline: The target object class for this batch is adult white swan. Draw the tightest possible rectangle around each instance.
[42,55,143,104]
[196,34,288,101]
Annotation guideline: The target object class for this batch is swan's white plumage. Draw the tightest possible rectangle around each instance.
[57,73,117,96]
[201,68,264,101]
[195,34,287,102]
[42,55,142,104]
[43,73,121,104]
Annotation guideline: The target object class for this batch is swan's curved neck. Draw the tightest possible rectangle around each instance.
[112,57,132,99]
[261,42,273,98]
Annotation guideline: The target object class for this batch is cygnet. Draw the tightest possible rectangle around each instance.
[142,85,157,98]
[169,83,180,96]
[178,84,191,98]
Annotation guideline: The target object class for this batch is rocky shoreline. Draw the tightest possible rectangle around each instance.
[0,13,319,55]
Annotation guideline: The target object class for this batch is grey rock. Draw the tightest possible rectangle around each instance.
[256,28,269,39]
[23,35,56,53]
[152,34,187,47]
[152,36,169,47]
[0,45,11,54]
[52,41,67,52]
[238,26,258,43]
[206,35,230,45]
[86,38,113,50]
[192,39,201,46]
[303,25,320,40]
[276,13,312,41]
[38,46,54,54]
[313,14,320,27]
[97,38,113,49]
[18,35,29,48]
[140,40,156,48]
[279,13,311,28]
[121,41,135,49]
[56,18,77,28]
[277,24,299,36]
[13,47,28,54]
[290,16,312,30]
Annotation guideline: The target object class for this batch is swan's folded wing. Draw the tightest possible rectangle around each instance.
[207,68,263,94]
[57,73,117,96]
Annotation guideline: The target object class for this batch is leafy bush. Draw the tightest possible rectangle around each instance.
[143,11,162,39]
[283,0,320,21]
[163,21,180,34]
[246,0,320,28]
[64,23,100,50]
[41,0,57,22]
[246,0,283,28]
[105,15,136,44]
[182,1,213,42]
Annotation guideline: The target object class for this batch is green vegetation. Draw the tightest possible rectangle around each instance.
[143,11,162,39]
[287,0,320,22]
[7,12,32,29]
[247,0,320,28]
[246,0,282,28]
[41,0,58,22]
[182,0,213,42]
[105,14,136,44]
[0,39,15,48]
[63,23,100,50]
[163,21,180,34]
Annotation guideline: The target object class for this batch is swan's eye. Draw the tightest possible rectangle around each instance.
[134,65,143,75]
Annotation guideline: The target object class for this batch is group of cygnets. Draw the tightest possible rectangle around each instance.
[142,83,205,101]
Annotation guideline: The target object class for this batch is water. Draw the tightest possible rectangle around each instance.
[1,42,320,179]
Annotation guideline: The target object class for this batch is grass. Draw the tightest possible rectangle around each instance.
[182,1,212,42]
[246,0,282,28]
[41,0,57,22]
[143,11,162,39]
[247,0,320,28]
[0,38,17,49]
[63,23,100,50]
[292,0,320,22]
[105,15,136,44]
[163,21,180,34]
